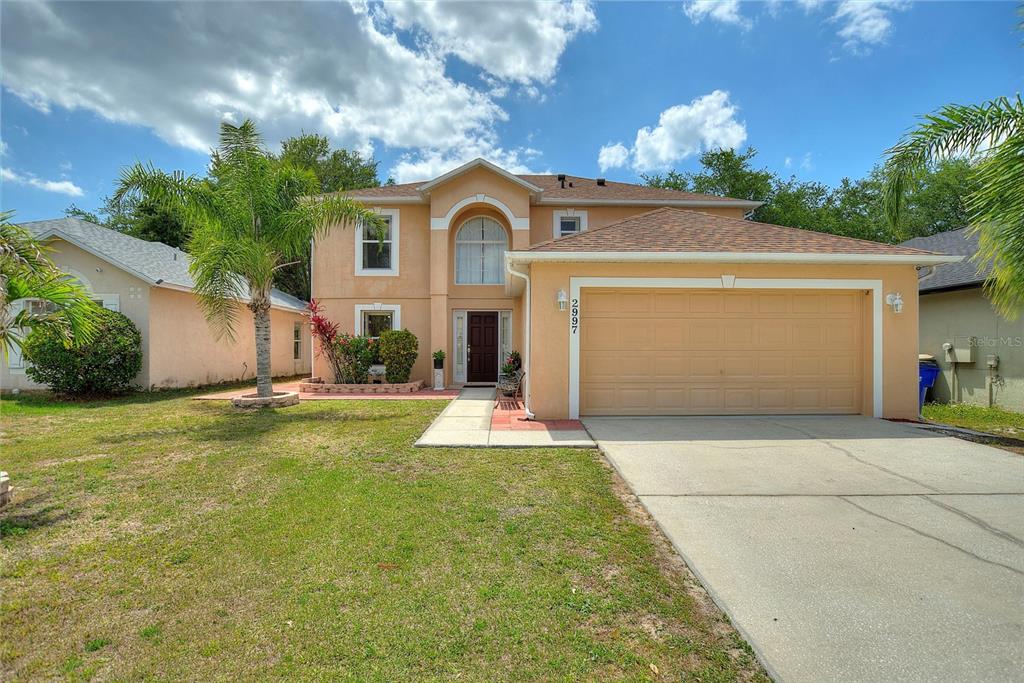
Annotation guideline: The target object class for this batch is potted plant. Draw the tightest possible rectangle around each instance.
[431,348,446,391]
[497,351,523,397]
[432,349,445,369]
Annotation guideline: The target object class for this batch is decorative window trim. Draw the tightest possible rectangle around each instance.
[355,208,399,277]
[354,303,401,337]
[552,209,588,240]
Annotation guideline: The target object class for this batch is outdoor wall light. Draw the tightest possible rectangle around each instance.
[885,292,904,314]
[556,288,568,311]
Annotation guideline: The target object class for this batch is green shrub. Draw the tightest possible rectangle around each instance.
[378,329,418,383]
[23,308,142,395]
[333,334,376,384]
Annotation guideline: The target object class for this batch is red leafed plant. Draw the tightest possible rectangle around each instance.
[308,299,343,381]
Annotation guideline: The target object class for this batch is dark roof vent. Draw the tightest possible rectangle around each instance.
[557,173,566,188]
[568,181,573,187]
[596,178,606,186]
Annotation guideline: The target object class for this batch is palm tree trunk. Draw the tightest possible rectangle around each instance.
[251,290,273,398]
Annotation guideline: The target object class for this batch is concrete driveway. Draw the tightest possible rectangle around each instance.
[584,415,1024,683]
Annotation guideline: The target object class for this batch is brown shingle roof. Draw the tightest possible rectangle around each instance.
[519,174,748,203]
[528,207,937,256]
[337,174,755,204]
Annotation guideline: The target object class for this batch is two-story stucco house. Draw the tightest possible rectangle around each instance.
[311,158,954,420]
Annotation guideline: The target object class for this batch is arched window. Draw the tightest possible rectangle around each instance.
[455,217,508,284]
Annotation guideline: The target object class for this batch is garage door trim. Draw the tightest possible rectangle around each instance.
[567,277,883,419]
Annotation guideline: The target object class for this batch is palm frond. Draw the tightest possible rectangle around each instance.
[882,95,1023,231]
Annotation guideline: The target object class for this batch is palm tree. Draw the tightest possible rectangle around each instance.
[114,120,384,399]
[0,211,99,358]
[883,95,1023,318]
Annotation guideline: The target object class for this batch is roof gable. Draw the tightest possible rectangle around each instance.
[416,158,543,194]
[901,227,991,291]
[22,218,307,312]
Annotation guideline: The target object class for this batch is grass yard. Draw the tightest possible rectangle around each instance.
[0,390,766,682]
[922,402,1024,439]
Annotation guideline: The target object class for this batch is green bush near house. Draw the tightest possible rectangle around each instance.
[378,328,418,383]
[333,333,376,384]
[23,308,142,395]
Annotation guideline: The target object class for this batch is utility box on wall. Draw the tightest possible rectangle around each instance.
[944,335,976,364]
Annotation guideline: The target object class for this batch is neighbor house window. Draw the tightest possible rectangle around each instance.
[355,209,399,276]
[354,304,401,339]
[293,323,302,360]
[552,210,588,240]
[455,217,507,285]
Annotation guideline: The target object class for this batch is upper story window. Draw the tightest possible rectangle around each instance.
[552,209,588,240]
[455,217,507,285]
[355,209,399,277]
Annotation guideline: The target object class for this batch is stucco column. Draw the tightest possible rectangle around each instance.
[511,225,530,250]
[430,227,449,384]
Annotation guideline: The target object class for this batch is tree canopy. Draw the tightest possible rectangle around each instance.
[644,147,976,244]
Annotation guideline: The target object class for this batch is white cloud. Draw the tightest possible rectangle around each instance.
[384,0,597,86]
[833,1,907,53]
[784,156,793,169]
[683,1,751,30]
[1,2,593,181]
[390,142,540,184]
[0,140,8,157]
[2,167,84,196]
[626,91,747,172]
[597,142,630,172]
[682,0,908,55]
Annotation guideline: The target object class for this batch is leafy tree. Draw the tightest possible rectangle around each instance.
[24,308,142,395]
[0,211,99,360]
[65,195,189,248]
[278,133,379,194]
[274,133,380,299]
[884,95,1023,317]
[644,148,774,204]
[114,120,384,399]
[645,147,977,245]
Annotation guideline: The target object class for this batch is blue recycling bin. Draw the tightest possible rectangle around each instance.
[918,360,940,409]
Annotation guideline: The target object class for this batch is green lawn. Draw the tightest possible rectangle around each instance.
[922,402,1024,439]
[0,391,766,682]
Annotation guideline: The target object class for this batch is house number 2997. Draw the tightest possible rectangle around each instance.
[570,298,579,334]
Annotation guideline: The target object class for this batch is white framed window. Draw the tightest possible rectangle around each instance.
[293,322,302,360]
[354,303,401,339]
[355,208,399,277]
[455,217,507,285]
[552,209,588,239]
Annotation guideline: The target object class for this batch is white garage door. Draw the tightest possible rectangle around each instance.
[579,288,865,415]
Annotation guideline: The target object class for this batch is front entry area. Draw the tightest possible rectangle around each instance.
[467,311,499,383]
[579,288,866,416]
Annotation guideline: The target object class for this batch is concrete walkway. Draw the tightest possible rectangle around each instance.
[416,387,594,448]
[587,415,1024,683]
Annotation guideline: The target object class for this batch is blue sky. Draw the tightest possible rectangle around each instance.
[2,1,1020,222]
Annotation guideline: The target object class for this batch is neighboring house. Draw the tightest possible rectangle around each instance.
[312,158,954,420]
[2,218,310,391]
[902,227,1023,408]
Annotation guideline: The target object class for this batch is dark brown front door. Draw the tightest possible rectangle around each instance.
[467,312,499,383]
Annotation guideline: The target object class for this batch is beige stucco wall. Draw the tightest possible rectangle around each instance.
[918,287,1024,409]
[2,239,153,391]
[526,261,921,420]
[148,288,309,389]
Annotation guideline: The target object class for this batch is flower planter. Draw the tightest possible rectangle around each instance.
[299,380,425,394]
[231,391,300,408]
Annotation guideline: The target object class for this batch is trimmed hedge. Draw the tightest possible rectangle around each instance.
[378,329,418,383]
[23,308,142,395]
